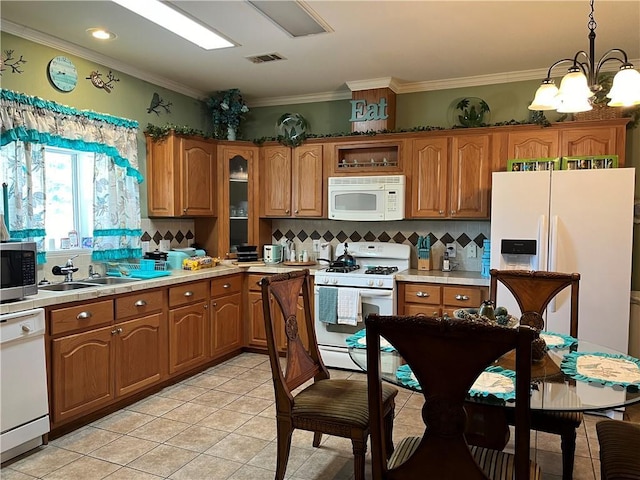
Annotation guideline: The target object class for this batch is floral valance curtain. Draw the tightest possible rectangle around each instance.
[0,89,143,261]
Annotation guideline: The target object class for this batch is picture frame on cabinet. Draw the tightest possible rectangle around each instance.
[561,155,618,170]
[507,157,560,172]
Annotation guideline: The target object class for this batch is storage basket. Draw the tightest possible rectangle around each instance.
[105,260,170,279]
[574,104,624,121]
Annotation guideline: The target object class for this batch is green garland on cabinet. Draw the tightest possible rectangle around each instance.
[145,118,549,145]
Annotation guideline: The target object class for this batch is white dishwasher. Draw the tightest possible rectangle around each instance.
[1,308,50,463]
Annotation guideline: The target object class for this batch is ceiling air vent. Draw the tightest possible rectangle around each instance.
[246,53,286,64]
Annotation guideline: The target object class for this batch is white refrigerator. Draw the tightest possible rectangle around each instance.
[490,168,635,353]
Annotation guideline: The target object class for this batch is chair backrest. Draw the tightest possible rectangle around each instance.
[261,269,330,412]
[366,314,536,480]
[490,269,580,336]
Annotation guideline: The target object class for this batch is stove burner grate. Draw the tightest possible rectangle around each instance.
[326,263,360,273]
[365,266,399,275]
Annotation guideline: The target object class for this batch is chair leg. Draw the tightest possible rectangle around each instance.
[384,409,395,457]
[313,432,322,447]
[275,420,294,480]
[561,428,577,480]
[351,436,367,480]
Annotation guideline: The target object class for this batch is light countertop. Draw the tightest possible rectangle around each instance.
[1,263,487,315]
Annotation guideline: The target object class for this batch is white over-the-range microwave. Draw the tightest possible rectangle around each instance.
[327,175,405,221]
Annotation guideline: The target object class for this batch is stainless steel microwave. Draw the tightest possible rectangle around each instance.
[328,175,405,221]
[0,241,38,302]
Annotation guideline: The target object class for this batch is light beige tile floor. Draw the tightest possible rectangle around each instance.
[0,352,620,479]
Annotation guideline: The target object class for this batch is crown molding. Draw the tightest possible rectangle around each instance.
[2,20,208,100]
[6,20,638,107]
[346,77,401,93]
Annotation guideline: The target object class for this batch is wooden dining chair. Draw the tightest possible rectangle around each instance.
[260,269,398,480]
[490,269,581,480]
[366,313,541,479]
[596,419,640,480]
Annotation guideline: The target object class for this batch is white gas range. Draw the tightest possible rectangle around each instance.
[313,242,410,370]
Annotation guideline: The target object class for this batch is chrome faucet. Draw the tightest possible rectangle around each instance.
[52,254,80,282]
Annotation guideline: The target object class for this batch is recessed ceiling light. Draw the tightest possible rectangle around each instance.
[87,28,117,40]
[111,0,235,50]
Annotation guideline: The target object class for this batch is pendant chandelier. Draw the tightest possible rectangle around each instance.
[528,0,640,113]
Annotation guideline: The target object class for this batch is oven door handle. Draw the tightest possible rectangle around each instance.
[314,287,393,298]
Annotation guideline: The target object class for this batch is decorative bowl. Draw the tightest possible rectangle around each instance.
[452,308,518,328]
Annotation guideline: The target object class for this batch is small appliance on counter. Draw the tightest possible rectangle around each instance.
[166,248,207,270]
[263,244,283,264]
[236,245,258,263]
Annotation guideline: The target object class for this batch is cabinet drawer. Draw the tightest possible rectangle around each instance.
[116,289,165,320]
[404,303,441,317]
[403,284,441,305]
[248,274,267,292]
[169,281,209,307]
[442,286,485,307]
[211,274,242,298]
[50,300,114,336]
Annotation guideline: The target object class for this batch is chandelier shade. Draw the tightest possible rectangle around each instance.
[528,0,640,113]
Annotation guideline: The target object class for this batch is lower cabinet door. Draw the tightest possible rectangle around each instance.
[211,293,242,357]
[168,302,208,374]
[247,291,267,348]
[115,313,163,397]
[52,326,115,423]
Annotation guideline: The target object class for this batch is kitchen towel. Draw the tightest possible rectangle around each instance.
[318,287,338,324]
[337,288,362,326]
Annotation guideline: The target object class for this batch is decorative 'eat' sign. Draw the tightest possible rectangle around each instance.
[349,98,388,122]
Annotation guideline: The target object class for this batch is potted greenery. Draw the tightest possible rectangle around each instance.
[207,88,249,140]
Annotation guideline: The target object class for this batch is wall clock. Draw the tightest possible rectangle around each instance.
[48,56,78,92]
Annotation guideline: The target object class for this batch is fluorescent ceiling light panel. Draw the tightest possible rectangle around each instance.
[111,0,234,50]
[248,1,332,37]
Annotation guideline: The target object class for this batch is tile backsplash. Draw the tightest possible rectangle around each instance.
[270,219,490,271]
[37,218,489,282]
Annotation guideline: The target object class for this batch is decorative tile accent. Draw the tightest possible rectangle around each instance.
[457,233,471,248]
[270,219,491,272]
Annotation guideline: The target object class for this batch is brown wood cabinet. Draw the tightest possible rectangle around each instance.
[50,300,115,423]
[168,281,209,374]
[409,134,490,219]
[261,144,324,217]
[49,292,167,425]
[327,138,405,175]
[398,282,488,318]
[210,274,243,357]
[505,118,629,165]
[146,132,216,217]
[114,290,166,397]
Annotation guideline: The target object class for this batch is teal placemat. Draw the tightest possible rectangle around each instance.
[540,331,578,349]
[395,364,516,401]
[561,351,640,388]
[345,329,396,352]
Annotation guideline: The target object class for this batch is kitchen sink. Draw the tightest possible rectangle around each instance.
[83,277,141,285]
[39,282,99,292]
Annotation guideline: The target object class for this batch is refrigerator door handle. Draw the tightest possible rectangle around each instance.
[549,215,559,312]
[537,214,548,271]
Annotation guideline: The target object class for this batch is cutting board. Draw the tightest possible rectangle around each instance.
[232,261,266,267]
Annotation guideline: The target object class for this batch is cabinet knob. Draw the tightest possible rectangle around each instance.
[285,209,290,214]
[439,210,444,215]
[183,208,187,213]
[111,327,123,335]
[416,291,429,297]
[455,294,469,301]
[433,311,438,316]
[76,311,92,320]
[223,283,230,289]
[184,291,194,297]
[451,210,456,215]
[212,302,217,307]
[134,300,147,307]
[204,304,208,309]
[294,209,298,214]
